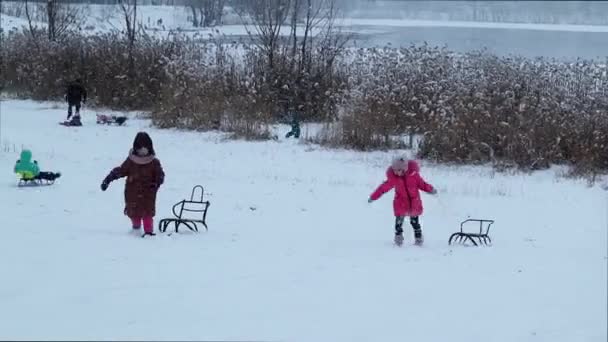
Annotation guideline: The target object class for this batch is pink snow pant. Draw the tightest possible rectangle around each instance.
[130,217,154,234]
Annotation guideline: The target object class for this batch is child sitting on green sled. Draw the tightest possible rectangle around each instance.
[14,149,61,182]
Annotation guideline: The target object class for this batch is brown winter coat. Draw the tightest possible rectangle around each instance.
[104,150,165,218]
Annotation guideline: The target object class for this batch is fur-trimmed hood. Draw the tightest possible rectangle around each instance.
[128,149,156,165]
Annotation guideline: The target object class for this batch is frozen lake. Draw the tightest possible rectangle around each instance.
[219,24,607,61]
[2,3,606,61]
[347,25,608,60]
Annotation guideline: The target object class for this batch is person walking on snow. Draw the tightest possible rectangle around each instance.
[368,156,436,246]
[65,78,87,124]
[100,132,165,237]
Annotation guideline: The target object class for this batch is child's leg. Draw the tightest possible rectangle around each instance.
[67,104,73,119]
[36,171,60,181]
[142,217,154,234]
[395,216,405,235]
[410,216,423,240]
[394,216,405,245]
[130,217,142,229]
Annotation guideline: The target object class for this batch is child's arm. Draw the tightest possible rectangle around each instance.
[101,159,130,189]
[370,177,396,201]
[417,174,436,194]
[32,160,40,175]
[153,159,165,189]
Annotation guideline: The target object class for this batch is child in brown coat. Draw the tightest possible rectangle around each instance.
[101,132,165,236]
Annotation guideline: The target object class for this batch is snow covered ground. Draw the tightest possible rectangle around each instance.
[0,99,606,341]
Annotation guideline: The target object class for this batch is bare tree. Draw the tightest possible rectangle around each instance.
[118,0,138,77]
[45,0,87,41]
[187,1,200,27]
[237,0,342,72]
[185,0,225,27]
[24,0,41,45]
[289,0,300,66]
[298,0,339,72]
[22,0,86,42]
[234,0,348,120]
[236,0,291,70]
[47,0,56,40]
[119,0,137,45]
[313,0,350,71]
[203,0,225,27]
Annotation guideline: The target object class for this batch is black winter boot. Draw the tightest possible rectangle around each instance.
[68,115,82,126]
[411,217,424,245]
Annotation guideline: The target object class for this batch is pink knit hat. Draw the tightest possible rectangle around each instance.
[391,156,408,172]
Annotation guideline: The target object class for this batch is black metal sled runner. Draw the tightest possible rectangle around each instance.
[449,219,494,246]
[158,185,211,234]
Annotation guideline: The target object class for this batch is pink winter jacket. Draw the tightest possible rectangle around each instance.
[370,160,435,217]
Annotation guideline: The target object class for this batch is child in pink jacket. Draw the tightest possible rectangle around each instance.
[369,156,436,246]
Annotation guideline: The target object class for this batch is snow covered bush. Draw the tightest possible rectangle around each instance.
[149,40,274,140]
[322,44,607,174]
[0,29,172,109]
[416,52,608,173]
[1,28,606,173]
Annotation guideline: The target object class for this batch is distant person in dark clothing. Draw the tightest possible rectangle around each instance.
[65,79,87,121]
[285,111,301,139]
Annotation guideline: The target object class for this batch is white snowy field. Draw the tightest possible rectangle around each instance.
[0,99,606,341]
